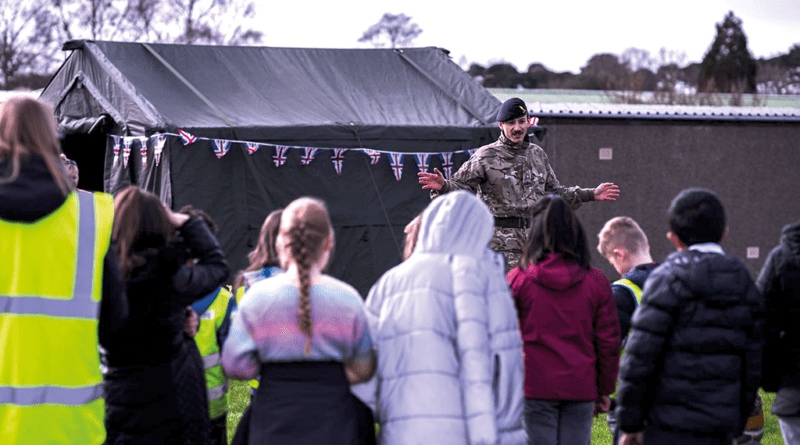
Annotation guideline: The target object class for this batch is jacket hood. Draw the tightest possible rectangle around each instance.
[524,253,588,292]
[0,155,67,223]
[781,222,800,267]
[415,190,494,257]
[664,249,750,297]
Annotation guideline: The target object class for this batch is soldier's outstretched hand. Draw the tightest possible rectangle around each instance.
[594,183,620,201]
[418,168,445,191]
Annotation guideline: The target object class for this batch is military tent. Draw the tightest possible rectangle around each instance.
[40,40,512,295]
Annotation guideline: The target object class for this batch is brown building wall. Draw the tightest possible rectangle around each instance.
[536,117,800,281]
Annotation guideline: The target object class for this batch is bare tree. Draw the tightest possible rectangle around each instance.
[0,0,57,88]
[140,0,261,45]
[358,13,422,49]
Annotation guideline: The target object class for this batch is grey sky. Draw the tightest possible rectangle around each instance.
[255,0,800,72]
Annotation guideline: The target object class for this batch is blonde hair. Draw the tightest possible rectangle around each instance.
[279,197,334,355]
[0,97,71,195]
[403,212,423,261]
[597,216,649,258]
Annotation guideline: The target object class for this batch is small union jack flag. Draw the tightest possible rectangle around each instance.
[331,149,347,175]
[414,153,430,174]
[440,152,453,180]
[212,139,231,158]
[530,116,539,126]
[122,137,134,168]
[139,137,149,170]
[178,129,197,145]
[244,142,260,155]
[465,148,477,157]
[154,134,167,166]
[362,149,381,165]
[112,135,121,167]
[389,153,404,181]
[300,148,318,165]
[273,146,289,167]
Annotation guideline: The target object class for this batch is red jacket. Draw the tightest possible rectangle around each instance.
[507,253,620,401]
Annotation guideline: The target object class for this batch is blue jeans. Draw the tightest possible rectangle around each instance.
[524,399,594,445]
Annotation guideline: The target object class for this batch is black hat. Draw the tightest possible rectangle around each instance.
[496,97,528,122]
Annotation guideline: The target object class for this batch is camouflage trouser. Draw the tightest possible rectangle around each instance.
[490,226,528,273]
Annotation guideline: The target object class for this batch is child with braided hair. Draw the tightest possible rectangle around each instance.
[222,197,376,445]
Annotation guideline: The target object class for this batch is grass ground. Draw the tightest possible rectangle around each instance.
[226,381,785,444]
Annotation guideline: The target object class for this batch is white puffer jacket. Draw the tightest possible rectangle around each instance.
[354,191,526,445]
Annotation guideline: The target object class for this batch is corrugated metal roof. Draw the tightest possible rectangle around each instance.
[527,102,800,122]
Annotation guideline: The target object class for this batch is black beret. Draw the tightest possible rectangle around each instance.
[496,97,528,122]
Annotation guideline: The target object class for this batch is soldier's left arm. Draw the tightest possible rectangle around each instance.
[540,152,595,210]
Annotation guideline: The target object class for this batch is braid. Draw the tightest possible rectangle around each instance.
[288,225,314,355]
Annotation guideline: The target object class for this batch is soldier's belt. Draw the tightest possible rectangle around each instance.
[494,217,529,229]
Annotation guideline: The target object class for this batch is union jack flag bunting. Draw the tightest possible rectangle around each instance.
[300,148,318,165]
[178,129,197,145]
[122,137,134,168]
[112,136,121,167]
[465,148,477,157]
[389,153,404,181]
[440,152,453,180]
[530,116,539,126]
[139,137,149,169]
[273,146,289,167]
[244,142,261,155]
[212,139,231,159]
[362,149,381,165]
[154,134,167,166]
[331,149,347,175]
[414,153,430,174]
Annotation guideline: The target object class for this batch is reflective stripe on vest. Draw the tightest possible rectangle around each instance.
[0,384,103,406]
[613,278,643,306]
[203,352,221,370]
[0,192,98,320]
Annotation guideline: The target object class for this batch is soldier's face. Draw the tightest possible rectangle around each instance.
[499,116,529,144]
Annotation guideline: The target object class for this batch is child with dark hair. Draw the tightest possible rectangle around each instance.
[104,186,229,445]
[507,195,620,445]
[222,197,376,445]
[616,188,764,445]
[756,216,800,444]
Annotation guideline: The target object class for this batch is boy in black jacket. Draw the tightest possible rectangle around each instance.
[616,188,764,445]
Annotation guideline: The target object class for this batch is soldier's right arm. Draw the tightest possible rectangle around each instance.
[431,156,485,198]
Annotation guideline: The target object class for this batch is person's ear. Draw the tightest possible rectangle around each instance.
[612,247,627,259]
[719,227,729,243]
[667,231,687,251]
[324,235,332,252]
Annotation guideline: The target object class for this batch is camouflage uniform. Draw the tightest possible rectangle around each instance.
[432,134,595,272]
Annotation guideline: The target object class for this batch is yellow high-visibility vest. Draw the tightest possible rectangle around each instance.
[0,191,114,445]
[194,286,233,419]
[612,278,643,306]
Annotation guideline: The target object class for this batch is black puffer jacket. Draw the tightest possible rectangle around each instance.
[616,249,764,435]
[757,222,800,397]
[102,216,229,445]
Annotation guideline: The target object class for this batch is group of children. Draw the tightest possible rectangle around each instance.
[190,186,779,445]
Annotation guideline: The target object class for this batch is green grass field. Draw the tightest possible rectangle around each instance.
[226,381,785,444]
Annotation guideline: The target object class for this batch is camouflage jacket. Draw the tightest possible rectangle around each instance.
[432,135,594,265]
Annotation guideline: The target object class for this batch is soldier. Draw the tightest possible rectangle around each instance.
[419,97,619,271]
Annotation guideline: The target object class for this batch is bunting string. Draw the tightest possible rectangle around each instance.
[109,127,537,178]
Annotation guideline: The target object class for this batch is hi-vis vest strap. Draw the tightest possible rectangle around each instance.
[613,278,643,306]
[194,286,234,419]
[0,191,114,445]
